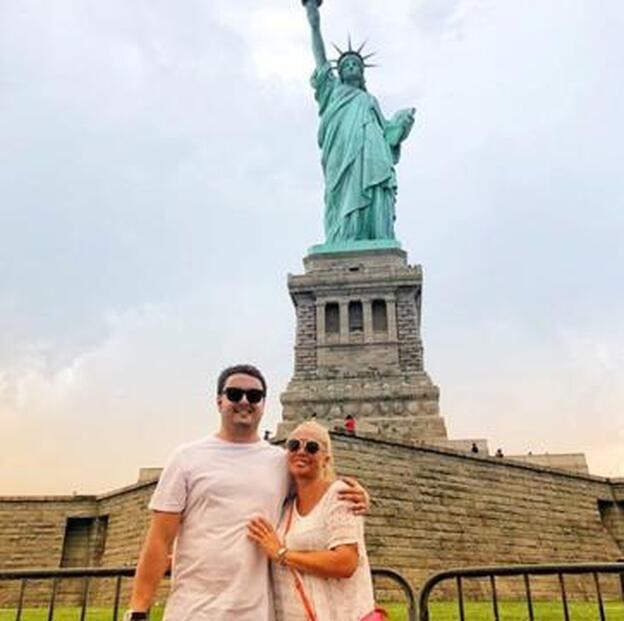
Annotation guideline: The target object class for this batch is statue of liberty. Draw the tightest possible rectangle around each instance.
[302,0,416,247]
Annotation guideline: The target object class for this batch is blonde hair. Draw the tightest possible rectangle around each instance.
[289,421,336,483]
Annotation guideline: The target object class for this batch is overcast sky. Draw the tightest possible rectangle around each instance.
[1,0,623,494]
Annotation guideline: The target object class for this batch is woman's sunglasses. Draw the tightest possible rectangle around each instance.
[223,387,265,404]
[286,438,322,455]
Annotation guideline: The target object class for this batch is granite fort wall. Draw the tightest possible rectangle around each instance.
[0,496,98,570]
[0,496,99,605]
[1,437,623,604]
[0,485,168,607]
[599,479,624,554]
[331,434,624,599]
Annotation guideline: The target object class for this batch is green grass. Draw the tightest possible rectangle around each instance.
[0,608,159,621]
[0,608,163,621]
[2,602,624,620]
[381,601,624,621]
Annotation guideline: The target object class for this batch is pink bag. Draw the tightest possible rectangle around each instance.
[360,609,389,621]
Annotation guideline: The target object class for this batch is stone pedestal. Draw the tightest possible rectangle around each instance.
[279,248,448,443]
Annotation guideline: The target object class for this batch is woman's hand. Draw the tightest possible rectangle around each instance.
[247,517,282,560]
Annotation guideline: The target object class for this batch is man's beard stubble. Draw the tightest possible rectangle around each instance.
[231,404,259,430]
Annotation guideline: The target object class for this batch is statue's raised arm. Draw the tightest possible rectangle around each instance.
[303,0,327,70]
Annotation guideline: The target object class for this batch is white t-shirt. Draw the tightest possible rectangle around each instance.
[149,435,289,621]
[272,480,376,621]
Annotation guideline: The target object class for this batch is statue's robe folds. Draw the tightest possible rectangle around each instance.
[312,62,405,243]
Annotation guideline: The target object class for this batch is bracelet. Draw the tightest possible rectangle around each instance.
[276,547,288,565]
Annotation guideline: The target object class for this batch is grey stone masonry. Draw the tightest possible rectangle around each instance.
[396,288,424,372]
[281,248,447,443]
[293,292,317,374]
[330,433,624,600]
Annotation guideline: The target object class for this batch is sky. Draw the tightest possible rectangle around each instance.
[1,0,623,495]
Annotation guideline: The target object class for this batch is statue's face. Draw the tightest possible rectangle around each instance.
[339,56,364,88]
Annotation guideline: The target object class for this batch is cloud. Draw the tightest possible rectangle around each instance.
[434,318,624,476]
[215,5,309,81]
[0,285,295,494]
[0,0,623,492]
[410,0,481,35]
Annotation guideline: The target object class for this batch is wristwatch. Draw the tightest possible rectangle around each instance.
[276,547,288,565]
[122,612,148,621]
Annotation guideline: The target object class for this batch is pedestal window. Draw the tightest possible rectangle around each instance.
[348,301,364,333]
[325,303,340,335]
[372,299,388,333]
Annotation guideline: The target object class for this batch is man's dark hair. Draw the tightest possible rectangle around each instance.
[217,364,267,395]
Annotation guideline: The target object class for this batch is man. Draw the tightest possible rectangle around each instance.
[125,364,367,621]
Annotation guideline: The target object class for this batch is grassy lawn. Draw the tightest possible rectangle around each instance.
[384,600,624,620]
[0,609,166,621]
[2,602,624,620]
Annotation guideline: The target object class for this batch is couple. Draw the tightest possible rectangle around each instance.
[125,364,383,621]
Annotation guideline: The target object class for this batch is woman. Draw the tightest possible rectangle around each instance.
[247,421,382,621]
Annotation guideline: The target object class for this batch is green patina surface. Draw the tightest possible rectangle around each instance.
[308,238,402,255]
[303,1,416,249]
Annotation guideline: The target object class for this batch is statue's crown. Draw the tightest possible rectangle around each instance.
[331,37,377,71]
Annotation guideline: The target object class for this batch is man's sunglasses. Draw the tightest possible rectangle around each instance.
[223,387,265,404]
[286,439,322,455]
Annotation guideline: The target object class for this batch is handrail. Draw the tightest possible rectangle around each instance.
[418,562,624,621]
[0,565,416,621]
[371,567,416,621]
[0,567,137,580]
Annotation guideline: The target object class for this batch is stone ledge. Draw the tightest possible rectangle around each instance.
[96,480,158,500]
[323,432,612,484]
[288,273,422,292]
[307,241,404,256]
[0,495,96,503]
[0,479,160,504]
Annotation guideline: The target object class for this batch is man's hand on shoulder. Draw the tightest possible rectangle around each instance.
[338,477,370,515]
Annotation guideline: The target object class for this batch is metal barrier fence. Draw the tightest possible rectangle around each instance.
[0,567,134,621]
[6,562,622,621]
[418,562,624,621]
[0,566,416,621]
[372,567,417,621]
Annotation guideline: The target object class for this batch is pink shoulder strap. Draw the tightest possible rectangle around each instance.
[283,502,318,621]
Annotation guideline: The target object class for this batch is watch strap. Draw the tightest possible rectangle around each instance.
[123,612,148,621]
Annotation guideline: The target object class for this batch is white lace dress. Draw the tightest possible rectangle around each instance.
[271,480,376,621]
